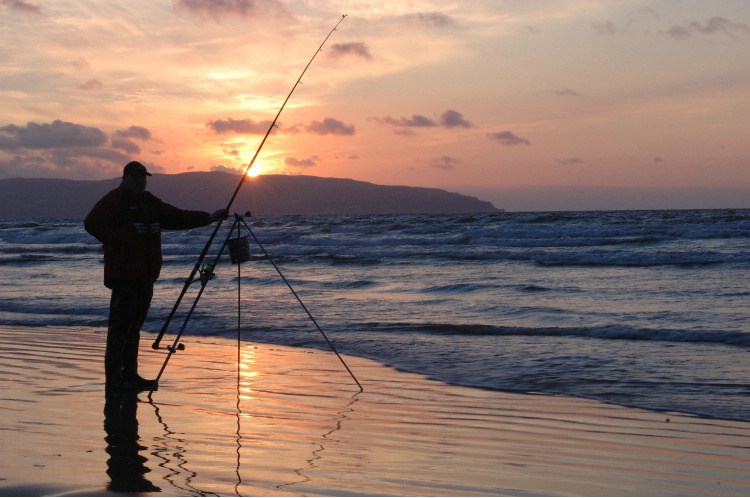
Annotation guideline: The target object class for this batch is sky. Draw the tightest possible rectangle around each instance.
[1,0,748,211]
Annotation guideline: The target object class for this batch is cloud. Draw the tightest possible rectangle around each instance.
[175,0,289,21]
[111,138,141,155]
[0,145,132,179]
[306,118,355,136]
[404,12,457,29]
[114,125,152,141]
[328,42,373,60]
[78,79,104,91]
[690,17,749,35]
[70,58,91,71]
[487,131,531,146]
[285,155,319,168]
[0,120,155,179]
[374,109,472,131]
[109,126,152,154]
[662,17,749,39]
[1,0,41,15]
[592,18,640,36]
[667,26,691,39]
[211,164,243,174]
[440,110,472,128]
[207,118,272,135]
[548,88,579,97]
[223,147,241,158]
[0,120,107,151]
[377,115,437,127]
[556,157,583,166]
[591,20,618,35]
[429,155,460,171]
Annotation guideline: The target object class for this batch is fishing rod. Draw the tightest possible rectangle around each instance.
[152,14,348,352]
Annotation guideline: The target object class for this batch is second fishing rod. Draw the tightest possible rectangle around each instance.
[151,15,347,353]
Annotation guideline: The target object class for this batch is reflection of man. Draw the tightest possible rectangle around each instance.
[85,161,227,391]
[104,392,160,492]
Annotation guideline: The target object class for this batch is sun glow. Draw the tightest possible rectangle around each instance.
[245,162,262,177]
[244,156,282,177]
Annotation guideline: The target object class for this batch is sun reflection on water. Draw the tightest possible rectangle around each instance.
[238,346,258,402]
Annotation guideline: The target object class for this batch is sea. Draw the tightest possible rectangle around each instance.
[1,209,749,422]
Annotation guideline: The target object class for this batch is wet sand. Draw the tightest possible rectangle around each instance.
[1,325,749,496]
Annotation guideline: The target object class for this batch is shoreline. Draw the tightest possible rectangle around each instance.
[2,325,750,496]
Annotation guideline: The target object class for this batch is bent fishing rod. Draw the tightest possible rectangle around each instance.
[152,14,347,352]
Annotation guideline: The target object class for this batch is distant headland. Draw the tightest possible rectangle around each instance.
[0,172,500,219]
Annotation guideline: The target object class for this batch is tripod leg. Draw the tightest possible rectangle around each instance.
[240,218,363,392]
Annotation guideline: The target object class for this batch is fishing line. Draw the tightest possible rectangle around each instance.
[235,218,243,495]
[152,14,348,352]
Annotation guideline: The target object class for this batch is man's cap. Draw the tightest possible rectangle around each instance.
[123,161,152,177]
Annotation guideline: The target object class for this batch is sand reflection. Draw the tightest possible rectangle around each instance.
[280,393,360,491]
[150,398,220,496]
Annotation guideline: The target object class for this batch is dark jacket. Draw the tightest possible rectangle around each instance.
[85,184,212,288]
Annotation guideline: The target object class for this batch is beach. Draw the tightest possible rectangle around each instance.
[1,325,749,496]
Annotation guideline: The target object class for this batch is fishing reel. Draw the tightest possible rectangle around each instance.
[199,263,215,286]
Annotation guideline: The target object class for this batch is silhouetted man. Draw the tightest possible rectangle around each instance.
[85,161,227,391]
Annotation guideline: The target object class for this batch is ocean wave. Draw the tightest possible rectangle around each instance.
[0,254,54,266]
[518,284,552,292]
[333,279,379,289]
[421,283,497,294]
[531,254,733,267]
[3,211,749,267]
[356,322,750,347]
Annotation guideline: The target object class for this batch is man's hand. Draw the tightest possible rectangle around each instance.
[210,209,229,222]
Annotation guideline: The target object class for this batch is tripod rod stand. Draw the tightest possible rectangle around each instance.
[147,213,362,400]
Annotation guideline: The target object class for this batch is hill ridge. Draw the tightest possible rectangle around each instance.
[0,172,499,218]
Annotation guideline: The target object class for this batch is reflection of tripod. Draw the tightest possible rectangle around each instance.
[147,212,362,399]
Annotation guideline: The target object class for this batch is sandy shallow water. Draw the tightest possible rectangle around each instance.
[1,325,749,496]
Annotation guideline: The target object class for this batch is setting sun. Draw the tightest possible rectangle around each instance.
[244,155,284,177]
[245,161,263,177]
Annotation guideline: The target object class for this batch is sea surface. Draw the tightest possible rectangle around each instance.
[1,209,749,421]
